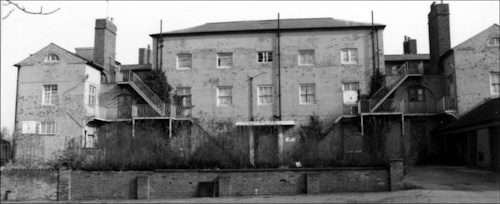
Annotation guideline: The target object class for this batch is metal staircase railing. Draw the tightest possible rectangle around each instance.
[119,70,167,116]
[368,61,423,112]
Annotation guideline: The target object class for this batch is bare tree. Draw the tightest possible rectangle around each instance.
[2,0,60,20]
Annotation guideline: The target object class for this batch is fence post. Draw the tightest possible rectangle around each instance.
[137,175,150,199]
[306,172,320,194]
[218,174,231,197]
[57,169,71,201]
[389,159,404,191]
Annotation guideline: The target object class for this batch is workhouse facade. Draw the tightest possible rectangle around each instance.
[149,18,386,164]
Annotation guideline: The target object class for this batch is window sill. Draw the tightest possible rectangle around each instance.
[39,134,56,136]
[217,67,232,69]
[217,104,233,108]
[257,103,273,106]
[300,102,316,105]
[176,67,192,70]
[42,104,57,107]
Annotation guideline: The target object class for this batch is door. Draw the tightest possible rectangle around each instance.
[117,94,132,118]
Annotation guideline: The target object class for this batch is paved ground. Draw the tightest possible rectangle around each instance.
[3,165,499,203]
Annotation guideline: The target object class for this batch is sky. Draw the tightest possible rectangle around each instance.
[1,1,499,134]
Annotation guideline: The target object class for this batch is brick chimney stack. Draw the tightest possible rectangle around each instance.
[428,2,450,71]
[403,36,417,54]
[94,18,117,75]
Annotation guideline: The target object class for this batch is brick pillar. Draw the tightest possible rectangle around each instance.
[57,169,71,201]
[137,175,150,199]
[218,174,231,197]
[390,159,404,191]
[306,172,320,194]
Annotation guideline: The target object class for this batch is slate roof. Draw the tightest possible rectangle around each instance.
[385,54,430,61]
[151,18,385,37]
[439,97,500,134]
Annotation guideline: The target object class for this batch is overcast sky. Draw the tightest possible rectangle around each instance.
[1,1,499,132]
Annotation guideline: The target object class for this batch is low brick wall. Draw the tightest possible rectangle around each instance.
[0,160,405,201]
[0,169,58,201]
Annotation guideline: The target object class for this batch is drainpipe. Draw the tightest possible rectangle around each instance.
[277,13,282,121]
[248,72,266,167]
[13,65,21,162]
[371,11,376,73]
[159,19,163,70]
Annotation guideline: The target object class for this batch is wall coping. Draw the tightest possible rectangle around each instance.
[154,166,387,173]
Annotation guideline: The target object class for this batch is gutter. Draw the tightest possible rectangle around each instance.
[150,25,387,38]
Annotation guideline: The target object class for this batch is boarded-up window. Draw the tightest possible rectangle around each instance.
[217,53,232,68]
[177,54,192,69]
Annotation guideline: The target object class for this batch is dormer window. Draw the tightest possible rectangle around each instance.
[487,37,500,47]
[45,54,60,62]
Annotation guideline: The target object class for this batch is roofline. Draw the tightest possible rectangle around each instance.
[150,25,386,38]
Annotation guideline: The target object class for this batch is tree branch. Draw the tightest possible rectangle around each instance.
[2,8,14,20]
[2,0,60,19]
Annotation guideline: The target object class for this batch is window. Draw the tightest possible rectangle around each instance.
[177,87,192,117]
[37,122,57,134]
[216,122,231,133]
[217,87,233,106]
[177,54,192,69]
[89,85,96,106]
[300,84,315,104]
[342,82,359,104]
[44,54,59,62]
[177,87,192,107]
[487,37,500,47]
[408,87,425,102]
[258,52,273,63]
[258,85,273,105]
[341,49,358,64]
[217,53,233,68]
[298,50,314,66]
[491,72,500,95]
[43,85,58,105]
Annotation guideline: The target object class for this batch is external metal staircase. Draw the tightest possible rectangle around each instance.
[116,70,168,117]
[367,61,424,113]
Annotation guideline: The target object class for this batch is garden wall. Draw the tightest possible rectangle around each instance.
[0,159,404,201]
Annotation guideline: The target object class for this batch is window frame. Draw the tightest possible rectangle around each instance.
[490,72,500,95]
[217,86,233,106]
[88,85,97,106]
[341,48,358,64]
[177,54,192,69]
[44,54,59,62]
[37,122,57,135]
[298,50,315,66]
[299,84,316,104]
[257,51,273,63]
[176,87,192,108]
[408,87,425,102]
[487,37,500,47]
[217,53,233,69]
[215,122,231,133]
[258,85,274,105]
[42,84,58,106]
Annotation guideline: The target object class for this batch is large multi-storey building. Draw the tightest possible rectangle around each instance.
[149,17,386,164]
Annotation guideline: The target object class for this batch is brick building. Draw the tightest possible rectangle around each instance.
[149,17,386,165]
[12,18,172,162]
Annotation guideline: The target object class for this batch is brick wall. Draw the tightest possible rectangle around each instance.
[1,160,404,201]
[0,169,58,201]
[70,171,149,200]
